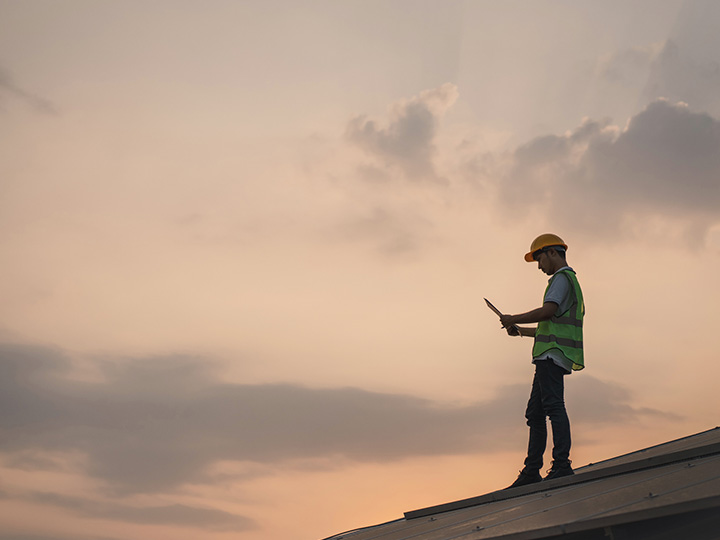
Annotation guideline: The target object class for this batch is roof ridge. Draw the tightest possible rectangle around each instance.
[575,426,720,472]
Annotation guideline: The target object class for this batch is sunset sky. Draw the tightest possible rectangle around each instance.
[2,1,720,539]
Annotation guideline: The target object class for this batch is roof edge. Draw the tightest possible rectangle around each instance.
[575,425,720,473]
[404,439,720,520]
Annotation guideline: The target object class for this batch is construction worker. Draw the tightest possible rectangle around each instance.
[500,233,585,488]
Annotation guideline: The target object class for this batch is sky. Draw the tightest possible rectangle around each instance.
[1,1,719,539]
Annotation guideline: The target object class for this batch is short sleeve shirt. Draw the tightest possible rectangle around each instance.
[543,268,574,317]
[533,266,575,373]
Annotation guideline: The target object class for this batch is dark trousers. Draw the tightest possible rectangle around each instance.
[523,359,571,472]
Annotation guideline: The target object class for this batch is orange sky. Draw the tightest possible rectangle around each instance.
[1,2,719,539]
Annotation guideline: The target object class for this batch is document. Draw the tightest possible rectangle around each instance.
[484,298,521,336]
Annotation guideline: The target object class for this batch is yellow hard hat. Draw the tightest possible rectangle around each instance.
[524,233,568,262]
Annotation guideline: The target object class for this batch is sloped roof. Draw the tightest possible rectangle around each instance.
[323,427,720,540]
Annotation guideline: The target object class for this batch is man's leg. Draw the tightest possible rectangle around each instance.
[507,367,546,488]
[536,360,572,474]
[523,366,547,473]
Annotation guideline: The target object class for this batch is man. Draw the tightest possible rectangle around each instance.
[499,233,585,488]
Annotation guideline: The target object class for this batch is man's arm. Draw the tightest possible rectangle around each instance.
[500,302,558,334]
[509,326,537,338]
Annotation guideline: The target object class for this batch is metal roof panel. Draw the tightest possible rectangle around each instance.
[323,428,720,540]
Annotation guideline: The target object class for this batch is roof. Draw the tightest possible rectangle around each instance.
[323,427,720,540]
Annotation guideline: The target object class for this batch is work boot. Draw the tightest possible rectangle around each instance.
[506,469,542,489]
[544,462,574,481]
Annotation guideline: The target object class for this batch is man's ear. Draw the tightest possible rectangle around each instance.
[549,247,566,260]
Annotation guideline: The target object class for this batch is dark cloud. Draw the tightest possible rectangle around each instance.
[641,0,720,117]
[22,492,255,532]
[0,67,58,115]
[347,101,435,178]
[346,84,457,180]
[0,343,675,495]
[642,39,720,117]
[501,99,720,242]
[585,100,720,211]
[566,376,682,425]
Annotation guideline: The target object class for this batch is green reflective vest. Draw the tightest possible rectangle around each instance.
[532,269,585,371]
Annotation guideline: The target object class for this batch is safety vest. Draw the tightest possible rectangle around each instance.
[532,269,585,371]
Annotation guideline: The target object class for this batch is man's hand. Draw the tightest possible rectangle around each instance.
[499,314,517,328]
[499,314,521,337]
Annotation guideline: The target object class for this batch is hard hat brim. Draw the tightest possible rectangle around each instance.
[525,243,568,262]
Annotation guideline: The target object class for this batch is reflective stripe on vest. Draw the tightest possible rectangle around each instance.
[532,269,585,371]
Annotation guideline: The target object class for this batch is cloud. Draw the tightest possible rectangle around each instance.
[326,84,459,256]
[22,492,255,532]
[346,83,458,180]
[586,100,720,210]
[642,39,720,117]
[598,45,658,86]
[566,376,682,425]
[640,0,720,117]
[498,99,720,243]
[0,67,58,115]
[0,343,676,496]
[0,536,119,540]
[335,206,432,257]
[586,3,720,119]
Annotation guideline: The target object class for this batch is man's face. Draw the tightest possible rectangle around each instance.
[535,250,554,275]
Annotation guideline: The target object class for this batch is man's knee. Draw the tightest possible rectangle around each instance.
[544,403,570,427]
[525,409,546,428]
[539,388,565,412]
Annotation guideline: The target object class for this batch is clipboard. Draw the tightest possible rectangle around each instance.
[484,298,521,336]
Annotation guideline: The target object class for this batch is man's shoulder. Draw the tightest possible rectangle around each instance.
[544,269,574,305]
[555,267,579,284]
[548,267,573,284]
